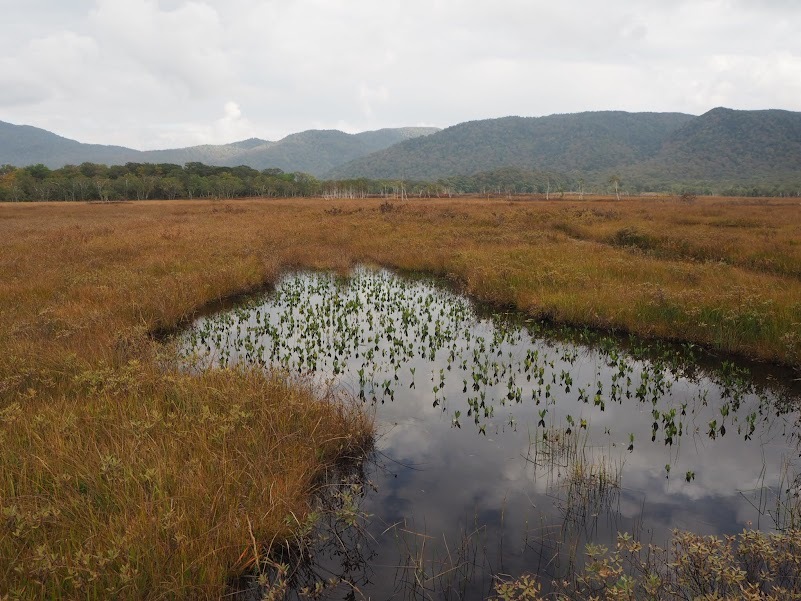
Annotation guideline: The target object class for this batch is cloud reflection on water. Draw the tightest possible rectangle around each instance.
[181,267,801,598]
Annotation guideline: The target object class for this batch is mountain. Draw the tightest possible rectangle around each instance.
[327,108,801,193]
[4,109,800,193]
[0,121,439,176]
[206,127,440,174]
[0,121,141,167]
[141,138,276,167]
[326,111,696,180]
[625,108,801,184]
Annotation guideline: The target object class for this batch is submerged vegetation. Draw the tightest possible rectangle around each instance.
[1,195,800,598]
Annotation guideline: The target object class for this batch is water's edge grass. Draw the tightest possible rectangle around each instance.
[1,196,800,599]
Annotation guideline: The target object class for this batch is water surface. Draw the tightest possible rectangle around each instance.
[180,267,801,599]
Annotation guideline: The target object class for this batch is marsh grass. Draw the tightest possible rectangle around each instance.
[739,456,801,533]
[562,459,621,520]
[0,364,372,599]
[1,195,800,599]
[523,424,623,541]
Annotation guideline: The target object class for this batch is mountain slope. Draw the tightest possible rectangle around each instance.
[0,121,439,175]
[3,109,800,191]
[354,127,442,153]
[220,127,439,174]
[629,108,801,182]
[140,138,276,167]
[0,121,141,167]
[327,111,695,180]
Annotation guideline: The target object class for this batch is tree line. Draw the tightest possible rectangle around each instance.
[0,161,462,202]
[1,161,799,201]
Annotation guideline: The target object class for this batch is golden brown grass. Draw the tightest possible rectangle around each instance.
[0,195,799,599]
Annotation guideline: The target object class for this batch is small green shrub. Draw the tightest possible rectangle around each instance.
[493,529,801,601]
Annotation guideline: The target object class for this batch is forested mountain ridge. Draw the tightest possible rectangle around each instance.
[3,108,801,196]
[326,111,696,180]
[0,121,439,176]
[629,108,801,181]
[0,121,141,168]
[138,138,276,168]
[327,108,801,194]
[215,127,440,174]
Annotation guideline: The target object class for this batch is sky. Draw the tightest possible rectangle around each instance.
[1,0,800,150]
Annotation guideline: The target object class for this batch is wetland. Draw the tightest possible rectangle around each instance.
[181,266,801,599]
[2,196,800,599]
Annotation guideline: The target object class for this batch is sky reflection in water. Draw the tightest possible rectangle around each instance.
[180,267,801,599]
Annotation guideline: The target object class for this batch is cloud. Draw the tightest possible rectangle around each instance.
[88,0,232,95]
[214,101,255,142]
[0,60,51,107]
[0,0,799,148]
[358,84,390,120]
[701,53,801,108]
[26,32,100,93]
[222,101,241,122]
[150,101,257,148]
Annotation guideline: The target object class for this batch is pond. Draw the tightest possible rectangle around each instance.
[178,266,801,599]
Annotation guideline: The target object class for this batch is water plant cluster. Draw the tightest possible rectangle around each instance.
[181,268,797,470]
[179,266,801,598]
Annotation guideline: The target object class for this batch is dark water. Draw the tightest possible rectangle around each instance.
[179,267,801,599]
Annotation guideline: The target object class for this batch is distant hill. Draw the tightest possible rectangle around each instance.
[4,108,801,194]
[211,127,440,174]
[0,122,439,176]
[327,108,801,193]
[326,111,695,180]
[141,138,276,167]
[0,121,141,167]
[623,108,801,187]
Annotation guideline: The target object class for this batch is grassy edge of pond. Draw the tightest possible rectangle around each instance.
[1,196,800,599]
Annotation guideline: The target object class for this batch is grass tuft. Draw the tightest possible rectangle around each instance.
[1,195,799,598]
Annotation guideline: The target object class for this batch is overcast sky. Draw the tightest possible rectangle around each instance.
[1,0,799,149]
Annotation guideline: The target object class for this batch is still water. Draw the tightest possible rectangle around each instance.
[179,267,800,599]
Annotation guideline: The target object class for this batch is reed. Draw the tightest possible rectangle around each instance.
[1,194,799,598]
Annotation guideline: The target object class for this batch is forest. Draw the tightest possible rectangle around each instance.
[2,161,799,202]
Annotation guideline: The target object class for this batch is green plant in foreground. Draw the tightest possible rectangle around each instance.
[492,529,801,600]
[493,574,542,600]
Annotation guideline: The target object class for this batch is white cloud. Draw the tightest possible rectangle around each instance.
[358,84,390,120]
[0,0,799,148]
[0,59,51,107]
[147,101,257,148]
[222,101,241,122]
[88,0,232,95]
[213,100,255,142]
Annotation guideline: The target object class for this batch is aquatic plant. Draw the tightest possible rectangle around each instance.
[181,267,799,470]
[493,529,801,601]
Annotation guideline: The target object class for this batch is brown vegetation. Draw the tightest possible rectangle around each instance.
[493,529,801,600]
[1,194,800,599]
